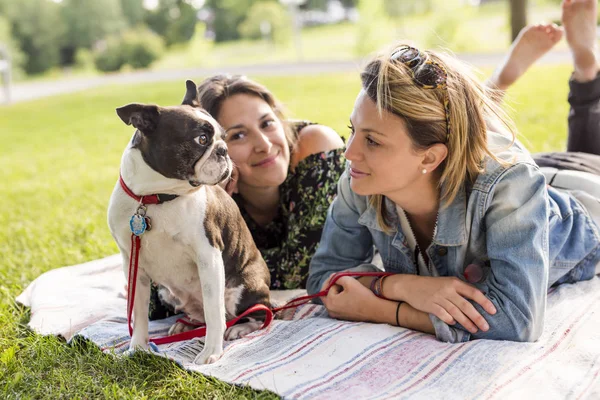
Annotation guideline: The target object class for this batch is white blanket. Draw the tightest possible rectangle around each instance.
[17,256,600,399]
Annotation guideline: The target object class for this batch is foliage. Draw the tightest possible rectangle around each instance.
[73,48,95,71]
[121,0,146,26]
[355,0,388,56]
[94,27,165,72]
[61,0,127,50]
[0,16,25,79]
[122,28,166,69]
[145,0,198,47]
[3,0,64,75]
[384,0,433,18]
[238,1,292,45]
[204,0,258,42]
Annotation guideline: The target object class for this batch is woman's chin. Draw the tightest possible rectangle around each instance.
[349,179,373,196]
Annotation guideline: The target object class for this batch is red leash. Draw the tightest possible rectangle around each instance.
[129,270,392,346]
[120,174,392,345]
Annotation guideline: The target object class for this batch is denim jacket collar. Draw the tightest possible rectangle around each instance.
[357,186,468,247]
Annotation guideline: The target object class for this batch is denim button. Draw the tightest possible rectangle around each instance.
[437,247,448,256]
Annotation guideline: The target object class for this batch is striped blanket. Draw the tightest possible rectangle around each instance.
[16,255,600,399]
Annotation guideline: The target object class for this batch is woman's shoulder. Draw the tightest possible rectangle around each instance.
[288,121,345,169]
[473,131,541,194]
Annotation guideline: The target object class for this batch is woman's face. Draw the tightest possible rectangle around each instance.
[345,90,425,198]
[217,93,290,190]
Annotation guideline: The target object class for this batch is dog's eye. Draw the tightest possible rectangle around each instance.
[194,135,208,146]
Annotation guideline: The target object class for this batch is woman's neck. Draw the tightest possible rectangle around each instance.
[237,183,280,226]
[388,177,440,246]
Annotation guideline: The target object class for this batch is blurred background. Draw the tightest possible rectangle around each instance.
[0,0,582,83]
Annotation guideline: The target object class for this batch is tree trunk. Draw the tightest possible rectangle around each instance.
[510,0,528,42]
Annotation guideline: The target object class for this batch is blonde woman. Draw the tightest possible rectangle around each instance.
[307,0,600,343]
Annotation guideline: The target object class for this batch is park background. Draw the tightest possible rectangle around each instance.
[0,0,596,398]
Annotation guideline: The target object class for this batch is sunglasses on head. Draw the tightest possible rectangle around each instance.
[390,45,451,142]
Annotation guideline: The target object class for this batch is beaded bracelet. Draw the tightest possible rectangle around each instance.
[370,275,388,299]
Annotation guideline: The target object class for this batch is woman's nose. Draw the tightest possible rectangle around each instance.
[344,134,359,161]
[253,131,272,153]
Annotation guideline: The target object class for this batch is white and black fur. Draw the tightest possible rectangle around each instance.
[107,80,271,364]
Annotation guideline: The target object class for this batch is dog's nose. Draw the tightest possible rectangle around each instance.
[216,146,227,158]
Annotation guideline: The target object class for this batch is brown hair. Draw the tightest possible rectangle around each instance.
[361,44,516,232]
[196,74,297,151]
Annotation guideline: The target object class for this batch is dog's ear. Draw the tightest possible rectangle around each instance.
[116,103,160,134]
[181,80,200,107]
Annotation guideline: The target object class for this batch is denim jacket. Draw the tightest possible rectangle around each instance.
[307,131,600,343]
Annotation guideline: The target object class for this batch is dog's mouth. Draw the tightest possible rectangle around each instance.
[189,179,202,187]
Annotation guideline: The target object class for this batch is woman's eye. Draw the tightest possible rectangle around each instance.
[347,125,354,136]
[227,132,245,141]
[261,119,276,129]
[194,135,208,145]
[366,136,379,147]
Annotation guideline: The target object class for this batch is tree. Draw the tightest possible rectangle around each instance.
[0,15,25,78]
[121,0,146,27]
[5,0,64,74]
[510,0,527,42]
[204,0,259,42]
[238,1,292,44]
[61,0,126,50]
[339,0,359,7]
[145,0,198,46]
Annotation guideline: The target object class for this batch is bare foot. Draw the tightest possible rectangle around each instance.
[562,0,599,82]
[490,23,563,91]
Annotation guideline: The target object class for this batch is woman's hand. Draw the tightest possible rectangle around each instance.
[402,276,497,334]
[321,276,378,322]
[219,166,239,195]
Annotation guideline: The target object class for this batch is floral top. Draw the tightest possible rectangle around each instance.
[148,121,345,319]
[234,122,345,289]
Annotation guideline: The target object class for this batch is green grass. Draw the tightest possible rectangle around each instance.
[0,64,572,398]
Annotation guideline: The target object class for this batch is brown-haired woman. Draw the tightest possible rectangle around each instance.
[148,74,345,320]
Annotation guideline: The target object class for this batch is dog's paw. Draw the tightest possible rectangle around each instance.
[168,321,197,336]
[128,337,149,352]
[193,348,223,365]
[225,320,263,340]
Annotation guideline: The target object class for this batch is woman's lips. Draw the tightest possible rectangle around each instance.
[253,152,279,167]
[349,167,370,179]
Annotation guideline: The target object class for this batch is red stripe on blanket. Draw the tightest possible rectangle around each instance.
[233,322,349,381]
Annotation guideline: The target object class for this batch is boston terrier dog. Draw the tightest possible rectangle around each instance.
[107,80,271,364]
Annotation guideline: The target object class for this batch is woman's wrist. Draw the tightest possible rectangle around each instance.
[381,274,414,302]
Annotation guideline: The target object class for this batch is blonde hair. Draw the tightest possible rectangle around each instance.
[361,44,517,232]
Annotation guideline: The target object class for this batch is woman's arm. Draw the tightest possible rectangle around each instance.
[322,276,436,334]
[324,162,550,343]
[307,169,379,296]
[290,124,345,170]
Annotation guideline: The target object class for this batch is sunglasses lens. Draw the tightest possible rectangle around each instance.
[392,47,420,66]
[415,64,447,87]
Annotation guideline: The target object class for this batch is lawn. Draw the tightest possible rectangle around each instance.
[0,64,572,398]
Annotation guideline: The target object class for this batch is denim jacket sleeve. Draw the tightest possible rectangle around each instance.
[433,162,549,343]
[307,170,377,296]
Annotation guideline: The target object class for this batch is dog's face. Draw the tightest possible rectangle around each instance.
[116,80,231,187]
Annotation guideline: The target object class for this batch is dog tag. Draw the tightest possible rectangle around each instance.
[130,205,149,236]
[144,216,152,231]
[130,214,147,236]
